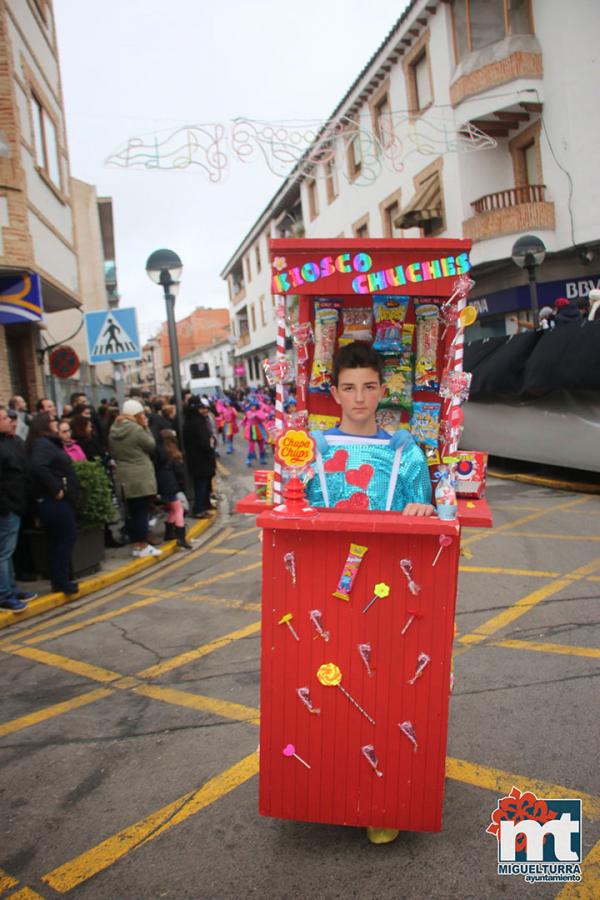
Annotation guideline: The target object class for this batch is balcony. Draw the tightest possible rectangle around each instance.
[237,333,250,349]
[463,183,554,244]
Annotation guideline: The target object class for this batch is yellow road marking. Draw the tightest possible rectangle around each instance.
[5,888,44,898]
[207,547,255,556]
[445,757,600,821]
[134,685,260,726]
[0,688,113,738]
[459,565,562,578]
[458,555,600,645]
[199,526,235,552]
[0,869,18,892]
[1,645,123,684]
[137,621,261,679]
[42,752,259,893]
[500,531,600,542]
[493,639,600,660]
[0,519,225,646]
[183,560,262,591]
[175,594,261,612]
[462,495,592,546]
[22,596,165,647]
[556,836,600,898]
[231,524,259,538]
[133,588,180,598]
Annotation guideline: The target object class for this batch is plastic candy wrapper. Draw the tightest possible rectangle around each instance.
[372,295,410,353]
[398,720,418,752]
[361,744,383,777]
[399,558,420,596]
[282,743,311,769]
[317,662,375,725]
[307,413,340,432]
[408,651,431,685]
[434,462,458,521]
[297,686,320,715]
[332,542,368,601]
[339,307,373,346]
[363,582,390,614]
[309,609,330,642]
[414,304,440,390]
[297,369,308,405]
[285,410,309,431]
[375,409,407,434]
[309,300,341,393]
[278,612,299,641]
[439,370,472,403]
[263,357,293,386]
[358,642,374,677]
[440,297,461,335]
[254,470,274,503]
[410,401,440,448]
[290,321,313,363]
[448,274,475,304]
[283,551,296,586]
[379,356,413,411]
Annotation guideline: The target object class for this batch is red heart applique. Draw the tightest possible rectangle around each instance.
[334,492,370,511]
[345,464,374,490]
[324,449,348,473]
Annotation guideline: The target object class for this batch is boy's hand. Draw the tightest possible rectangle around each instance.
[402,502,434,517]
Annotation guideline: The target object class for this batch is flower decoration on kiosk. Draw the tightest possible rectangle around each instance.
[363,581,391,614]
[272,256,287,272]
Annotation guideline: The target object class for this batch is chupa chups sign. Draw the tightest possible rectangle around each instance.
[275,428,316,469]
[270,240,472,297]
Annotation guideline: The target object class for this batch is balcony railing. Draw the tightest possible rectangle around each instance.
[237,333,250,348]
[471,184,546,215]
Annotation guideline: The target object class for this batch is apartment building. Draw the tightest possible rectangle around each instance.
[221,0,600,364]
[0,0,81,404]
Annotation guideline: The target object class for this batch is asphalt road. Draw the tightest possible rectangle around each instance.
[1,445,599,900]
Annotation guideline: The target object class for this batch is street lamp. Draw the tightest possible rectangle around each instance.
[511,234,546,328]
[146,248,184,441]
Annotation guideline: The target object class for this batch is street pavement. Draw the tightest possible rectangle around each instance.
[1,443,599,899]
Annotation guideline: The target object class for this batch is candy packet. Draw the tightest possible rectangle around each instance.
[375,409,407,434]
[338,307,373,346]
[414,304,440,391]
[309,299,341,393]
[379,356,413,411]
[372,296,410,353]
[307,413,340,431]
[410,401,441,447]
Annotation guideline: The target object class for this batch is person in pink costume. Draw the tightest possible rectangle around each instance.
[221,401,238,454]
[241,400,267,466]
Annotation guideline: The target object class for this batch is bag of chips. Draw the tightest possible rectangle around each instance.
[338,307,373,345]
[380,356,413,411]
[309,299,341,393]
[372,296,410,353]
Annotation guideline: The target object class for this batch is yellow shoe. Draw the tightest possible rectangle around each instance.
[366,827,400,844]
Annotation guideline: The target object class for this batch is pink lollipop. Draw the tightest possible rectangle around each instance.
[398,720,418,752]
[283,551,296,586]
[408,651,431,685]
[309,609,330,642]
[282,743,311,769]
[432,535,453,567]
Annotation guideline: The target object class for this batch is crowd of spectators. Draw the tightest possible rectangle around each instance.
[0,385,243,612]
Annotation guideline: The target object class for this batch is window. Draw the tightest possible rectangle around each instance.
[395,162,445,237]
[259,295,266,327]
[307,178,319,221]
[412,53,432,111]
[250,304,256,332]
[30,92,61,188]
[374,94,393,149]
[345,119,362,181]
[255,244,261,273]
[324,157,338,204]
[380,191,403,238]
[510,121,542,191]
[522,142,537,185]
[353,215,370,239]
[452,0,534,61]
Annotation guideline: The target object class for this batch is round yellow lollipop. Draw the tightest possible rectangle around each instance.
[459,306,478,327]
[317,662,375,724]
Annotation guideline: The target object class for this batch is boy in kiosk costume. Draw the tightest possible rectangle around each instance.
[307,341,434,517]
[307,342,433,844]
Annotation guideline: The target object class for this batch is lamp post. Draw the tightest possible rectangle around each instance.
[145,249,184,441]
[511,234,546,329]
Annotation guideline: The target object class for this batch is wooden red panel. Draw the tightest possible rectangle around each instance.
[257,509,460,831]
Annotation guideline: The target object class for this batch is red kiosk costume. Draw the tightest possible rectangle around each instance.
[237,238,492,833]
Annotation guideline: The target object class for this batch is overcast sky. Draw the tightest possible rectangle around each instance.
[53,0,407,340]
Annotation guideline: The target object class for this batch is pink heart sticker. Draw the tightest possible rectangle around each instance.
[345,464,374,490]
[324,449,348,473]
[334,492,370,511]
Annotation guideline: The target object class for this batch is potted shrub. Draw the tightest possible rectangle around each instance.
[28,460,116,579]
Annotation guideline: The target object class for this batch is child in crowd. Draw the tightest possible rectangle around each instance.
[307,341,433,516]
[241,400,268,467]
[155,429,192,550]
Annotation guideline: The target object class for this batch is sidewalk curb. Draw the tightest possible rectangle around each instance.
[488,469,600,494]
[0,515,216,631]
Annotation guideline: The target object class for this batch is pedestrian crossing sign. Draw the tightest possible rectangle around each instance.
[84,307,141,363]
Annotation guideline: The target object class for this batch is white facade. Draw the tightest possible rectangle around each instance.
[180,336,236,390]
[222,0,600,346]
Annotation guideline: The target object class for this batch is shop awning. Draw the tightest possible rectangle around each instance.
[394,172,442,230]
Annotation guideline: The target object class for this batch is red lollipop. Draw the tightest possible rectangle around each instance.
[432,534,453,567]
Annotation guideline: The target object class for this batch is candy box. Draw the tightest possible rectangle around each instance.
[254,470,274,503]
[454,451,488,498]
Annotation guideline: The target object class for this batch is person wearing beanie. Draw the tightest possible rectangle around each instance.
[108,400,160,559]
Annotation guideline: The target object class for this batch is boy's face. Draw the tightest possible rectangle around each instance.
[330,366,385,428]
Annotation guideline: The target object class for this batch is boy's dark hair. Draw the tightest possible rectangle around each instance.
[332,341,384,386]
